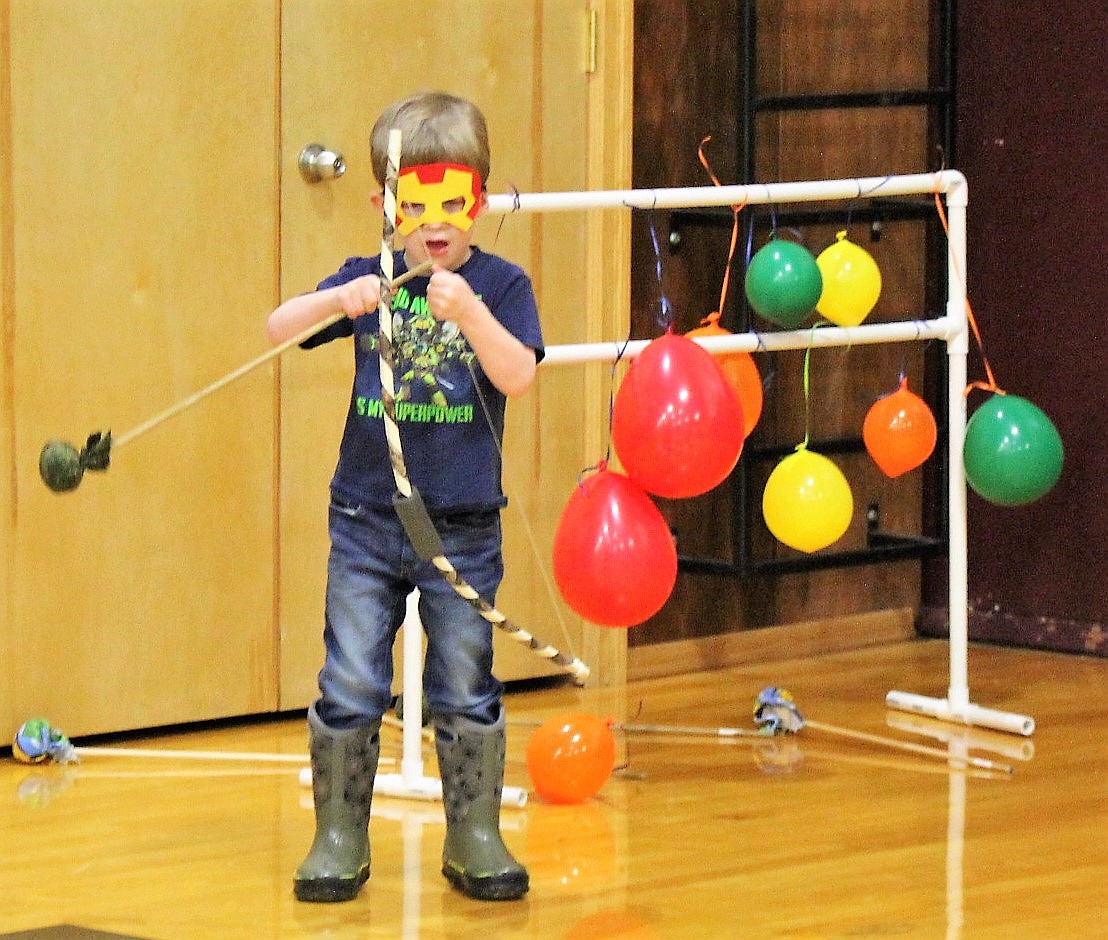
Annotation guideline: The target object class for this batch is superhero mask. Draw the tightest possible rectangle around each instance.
[395,163,483,236]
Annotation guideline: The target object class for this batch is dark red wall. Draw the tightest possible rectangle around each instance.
[932,2,1107,649]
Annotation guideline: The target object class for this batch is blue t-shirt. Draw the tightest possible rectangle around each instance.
[304,247,544,514]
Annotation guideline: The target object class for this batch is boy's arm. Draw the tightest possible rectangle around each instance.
[426,268,538,397]
[266,274,382,345]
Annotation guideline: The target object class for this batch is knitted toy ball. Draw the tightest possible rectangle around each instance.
[39,440,84,492]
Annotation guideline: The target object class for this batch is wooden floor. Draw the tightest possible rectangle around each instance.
[1,639,1104,939]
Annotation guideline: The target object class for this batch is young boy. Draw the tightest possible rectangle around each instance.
[267,91,542,904]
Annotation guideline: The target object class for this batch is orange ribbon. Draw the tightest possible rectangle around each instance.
[698,136,749,322]
[932,179,1005,398]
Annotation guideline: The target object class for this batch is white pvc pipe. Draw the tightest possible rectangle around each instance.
[74,746,308,763]
[373,770,529,808]
[885,691,1035,737]
[487,170,965,214]
[943,193,973,716]
[541,317,957,367]
[401,591,426,791]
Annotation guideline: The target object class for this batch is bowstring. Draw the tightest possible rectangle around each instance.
[467,359,582,663]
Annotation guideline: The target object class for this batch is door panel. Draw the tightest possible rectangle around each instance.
[7,1,280,735]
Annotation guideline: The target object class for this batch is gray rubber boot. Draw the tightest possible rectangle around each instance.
[293,705,380,903]
[436,714,529,901]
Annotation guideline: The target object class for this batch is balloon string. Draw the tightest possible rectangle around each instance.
[846,174,894,228]
[645,210,673,331]
[697,136,749,318]
[801,332,814,450]
[800,320,832,449]
[932,180,1004,398]
[490,182,521,249]
[468,360,582,662]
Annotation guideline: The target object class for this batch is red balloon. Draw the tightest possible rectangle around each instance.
[526,713,616,804]
[863,376,938,477]
[552,462,677,627]
[612,331,745,498]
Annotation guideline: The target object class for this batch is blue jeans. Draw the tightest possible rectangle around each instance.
[315,494,505,729]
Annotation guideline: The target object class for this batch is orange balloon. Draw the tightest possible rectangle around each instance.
[526,713,615,804]
[863,376,938,477]
[685,311,764,437]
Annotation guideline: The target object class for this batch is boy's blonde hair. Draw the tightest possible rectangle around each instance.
[370,91,491,186]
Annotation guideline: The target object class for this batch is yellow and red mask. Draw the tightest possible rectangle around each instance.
[395,163,483,236]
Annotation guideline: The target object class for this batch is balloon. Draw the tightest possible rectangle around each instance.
[762,445,854,552]
[862,376,938,477]
[744,238,823,328]
[526,713,616,804]
[552,462,677,627]
[611,331,744,499]
[815,231,882,326]
[685,311,764,437]
[963,394,1064,506]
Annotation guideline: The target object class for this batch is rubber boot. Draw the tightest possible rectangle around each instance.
[293,705,380,903]
[436,714,529,901]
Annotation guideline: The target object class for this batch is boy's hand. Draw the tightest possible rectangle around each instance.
[330,274,381,318]
[427,267,479,326]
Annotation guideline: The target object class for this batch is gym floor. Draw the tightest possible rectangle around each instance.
[1,639,1103,939]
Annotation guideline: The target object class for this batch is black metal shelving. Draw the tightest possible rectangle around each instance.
[668,0,957,578]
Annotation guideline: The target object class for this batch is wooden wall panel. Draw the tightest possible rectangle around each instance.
[758,0,930,95]
[920,0,1107,653]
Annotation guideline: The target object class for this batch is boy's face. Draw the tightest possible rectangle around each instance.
[389,163,486,271]
[396,164,482,235]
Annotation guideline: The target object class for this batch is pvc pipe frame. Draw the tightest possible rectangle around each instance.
[482,169,1033,738]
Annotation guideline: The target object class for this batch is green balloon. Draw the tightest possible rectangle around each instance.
[744,239,823,328]
[963,394,1064,506]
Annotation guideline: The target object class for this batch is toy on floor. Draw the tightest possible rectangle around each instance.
[12,718,78,765]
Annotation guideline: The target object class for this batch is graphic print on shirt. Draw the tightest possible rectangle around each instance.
[357,282,478,415]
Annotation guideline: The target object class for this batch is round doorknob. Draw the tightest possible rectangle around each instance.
[298,144,346,183]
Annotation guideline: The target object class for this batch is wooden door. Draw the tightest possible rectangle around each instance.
[277,0,632,707]
[3,1,280,736]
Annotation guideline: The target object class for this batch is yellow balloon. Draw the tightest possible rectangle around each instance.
[762,446,853,552]
[815,231,882,326]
